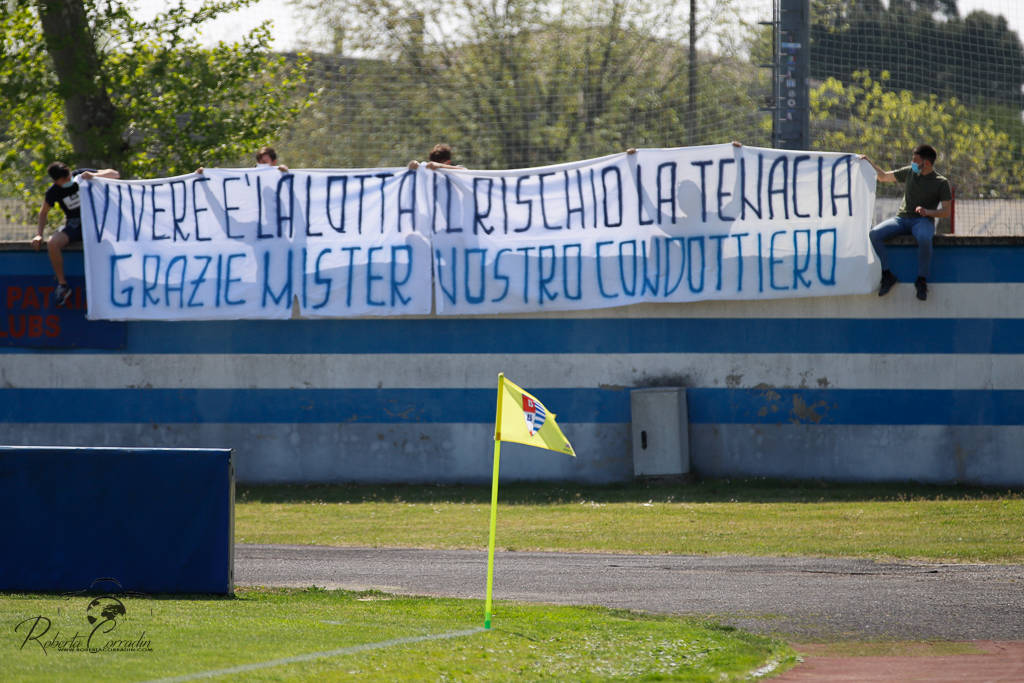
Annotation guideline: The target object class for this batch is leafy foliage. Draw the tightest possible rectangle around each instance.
[811,0,1024,108]
[811,71,1021,198]
[282,0,769,169]
[0,3,69,204]
[0,0,315,207]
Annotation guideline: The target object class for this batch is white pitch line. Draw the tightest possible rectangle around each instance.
[144,627,486,682]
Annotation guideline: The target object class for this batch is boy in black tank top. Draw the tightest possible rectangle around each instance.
[32,161,119,306]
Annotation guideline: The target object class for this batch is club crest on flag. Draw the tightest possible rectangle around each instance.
[521,395,547,436]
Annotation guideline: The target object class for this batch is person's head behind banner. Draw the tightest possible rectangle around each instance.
[256,146,278,165]
[428,143,453,164]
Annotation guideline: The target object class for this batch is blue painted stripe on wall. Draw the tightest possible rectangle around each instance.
[4,387,1024,426]
[2,253,85,277]
[1,317,1023,354]
[0,388,625,424]
[922,246,1024,283]
[5,244,1024,282]
[686,387,1024,426]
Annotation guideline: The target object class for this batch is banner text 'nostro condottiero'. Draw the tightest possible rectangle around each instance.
[80,144,878,320]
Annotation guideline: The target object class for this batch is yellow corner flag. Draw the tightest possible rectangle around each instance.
[485,373,575,630]
[495,375,575,456]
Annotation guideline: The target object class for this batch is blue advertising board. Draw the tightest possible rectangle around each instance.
[0,446,234,594]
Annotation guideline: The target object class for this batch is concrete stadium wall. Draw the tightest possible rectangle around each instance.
[2,238,1023,487]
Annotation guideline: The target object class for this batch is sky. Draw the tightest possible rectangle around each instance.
[131,0,1024,53]
[131,0,305,51]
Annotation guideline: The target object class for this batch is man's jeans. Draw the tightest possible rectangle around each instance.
[869,215,935,279]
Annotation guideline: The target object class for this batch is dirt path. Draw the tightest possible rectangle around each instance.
[777,641,1024,681]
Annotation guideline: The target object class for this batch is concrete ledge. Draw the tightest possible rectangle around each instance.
[5,235,1024,251]
[0,241,83,251]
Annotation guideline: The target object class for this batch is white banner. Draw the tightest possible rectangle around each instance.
[81,145,877,320]
[81,166,433,320]
[431,144,877,314]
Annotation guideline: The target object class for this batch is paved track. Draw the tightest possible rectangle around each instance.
[236,544,1024,641]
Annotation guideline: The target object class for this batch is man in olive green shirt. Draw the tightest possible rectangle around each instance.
[860,144,952,301]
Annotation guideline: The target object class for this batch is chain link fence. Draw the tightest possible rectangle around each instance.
[805,0,1024,235]
[0,199,33,242]
[2,0,1021,239]
[275,0,1023,235]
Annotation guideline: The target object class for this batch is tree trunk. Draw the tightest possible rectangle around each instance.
[35,0,121,168]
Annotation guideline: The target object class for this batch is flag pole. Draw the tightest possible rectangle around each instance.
[484,373,505,630]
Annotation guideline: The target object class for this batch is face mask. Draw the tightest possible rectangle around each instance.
[60,179,74,188]
[911,162,921,174]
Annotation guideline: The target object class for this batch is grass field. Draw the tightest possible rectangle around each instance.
[1,588,794,682]
[6,479,1020,681]
[235,479,1024,563]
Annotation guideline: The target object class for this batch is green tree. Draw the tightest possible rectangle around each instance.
[34,0,120,169]
[284,0,766,169]
[0,0,314,211]
[811,71,1020,199]
[810,0,1024,109]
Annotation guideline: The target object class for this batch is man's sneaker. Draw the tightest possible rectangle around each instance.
[878,270,898,296]
[54,283,72,307]
[915,277,928,301]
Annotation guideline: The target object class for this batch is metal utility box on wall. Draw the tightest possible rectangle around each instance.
[630,387,689,477]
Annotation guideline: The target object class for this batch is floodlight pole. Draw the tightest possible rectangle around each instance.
[759,0,810,150]
[688,0,697,145]
[778,0,810,149]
